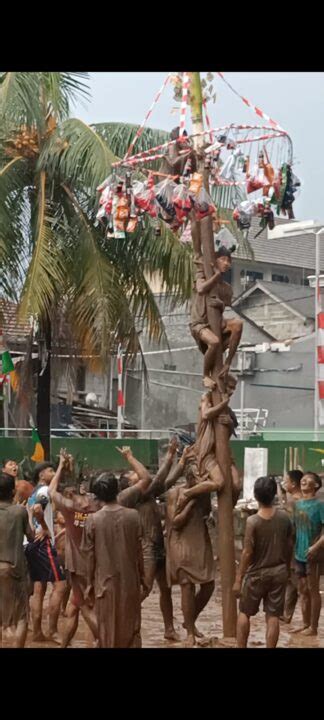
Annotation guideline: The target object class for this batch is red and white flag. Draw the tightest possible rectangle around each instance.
[117,345,125,437]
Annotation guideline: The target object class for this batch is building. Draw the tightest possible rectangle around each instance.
[231,218,324,296]
[2,218,324,435]
[233,280,314,341]
[125,218,324,433]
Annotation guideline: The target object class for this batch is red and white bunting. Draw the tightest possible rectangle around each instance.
[216,72,286,134]
[124,73,170,160]
[179,73,190,136]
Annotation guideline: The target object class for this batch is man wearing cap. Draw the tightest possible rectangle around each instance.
[25,453,67,642]
[190,246,242,386]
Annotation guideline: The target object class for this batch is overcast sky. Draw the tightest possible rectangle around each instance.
[73,72,324,221]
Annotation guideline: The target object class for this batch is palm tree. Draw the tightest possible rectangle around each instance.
[0,72,193,454]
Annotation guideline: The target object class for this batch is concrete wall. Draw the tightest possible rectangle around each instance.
[230,335,315,431]
[237,288,313,340]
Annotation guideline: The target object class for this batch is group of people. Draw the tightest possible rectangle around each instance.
[235,470,324,647]
[0,438,219,648]
[1,446,324,649]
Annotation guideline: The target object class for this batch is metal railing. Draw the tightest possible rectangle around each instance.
[0,427,175,440]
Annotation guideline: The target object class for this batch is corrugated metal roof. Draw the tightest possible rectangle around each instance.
[233,217,324,270]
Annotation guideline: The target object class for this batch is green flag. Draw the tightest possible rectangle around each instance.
[1,350,14,374]
[31,428,45,462]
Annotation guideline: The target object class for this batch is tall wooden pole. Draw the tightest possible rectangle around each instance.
[189,72,237,638]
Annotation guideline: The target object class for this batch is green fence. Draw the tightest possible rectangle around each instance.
[230,439,324,475]
[0,437,158,472]
[1,435,324,476]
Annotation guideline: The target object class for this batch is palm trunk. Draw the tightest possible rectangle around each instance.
[189,72,237,638]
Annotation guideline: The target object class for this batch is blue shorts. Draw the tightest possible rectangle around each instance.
[25,537,65,583]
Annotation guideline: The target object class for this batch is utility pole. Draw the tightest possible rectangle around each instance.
[189,72,237,638]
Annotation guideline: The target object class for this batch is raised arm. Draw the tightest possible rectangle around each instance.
[116,446,151,483]
[147,437,179,497]
[196,269,221,296]
[48,449,69,499]
[163,446,193,492]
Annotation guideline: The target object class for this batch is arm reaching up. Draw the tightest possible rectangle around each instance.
[48,449,69,499]
[163,446,193,493]
[148,437,179,497]
[116,446,151,483]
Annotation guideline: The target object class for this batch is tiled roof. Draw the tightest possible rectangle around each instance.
[0,300,31,342]
[234,217,324,271]
[234,280,315,320]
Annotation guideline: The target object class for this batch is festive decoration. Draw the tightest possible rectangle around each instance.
[96,76,298,242]
[31,428,45,463]
[216,72,286,133]
[1,349,14,373]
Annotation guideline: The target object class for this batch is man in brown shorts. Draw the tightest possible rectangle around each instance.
[233,475,293,648]
[48,459,100,647]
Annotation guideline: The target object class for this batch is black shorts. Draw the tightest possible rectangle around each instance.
[239,565,288,618]
[25,537,65,583]
[294,559,321,580]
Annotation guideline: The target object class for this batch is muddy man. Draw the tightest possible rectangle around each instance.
[190,246,243,388]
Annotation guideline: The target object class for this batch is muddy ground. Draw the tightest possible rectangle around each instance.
[3,574,324,649]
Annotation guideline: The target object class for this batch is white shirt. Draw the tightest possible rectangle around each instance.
[33,485,55,544]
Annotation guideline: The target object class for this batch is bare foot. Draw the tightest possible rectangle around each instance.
[184,634,196,647]
[164,629,181,642]
[203,376,216,390]
[183,622,204,638]
[47,632,61,644]
[301,627,317,636]
[289,625,310,634]
[32,632,47,642]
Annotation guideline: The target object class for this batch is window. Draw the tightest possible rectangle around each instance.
[272,274,289,283]
[223,269,232,283]
[246,270,263,282]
